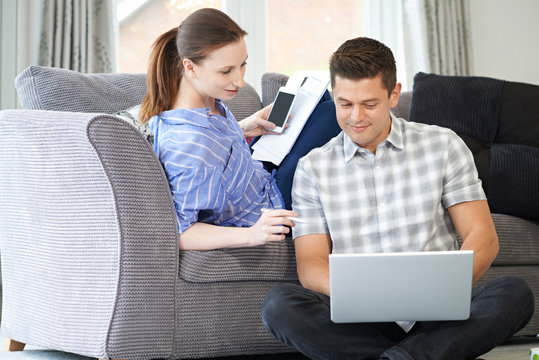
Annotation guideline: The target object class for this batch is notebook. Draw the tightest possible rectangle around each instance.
[329,250,474,323]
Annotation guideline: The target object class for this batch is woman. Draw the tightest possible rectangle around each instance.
[140,8,340,250]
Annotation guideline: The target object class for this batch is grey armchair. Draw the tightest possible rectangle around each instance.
[0,66,298,359]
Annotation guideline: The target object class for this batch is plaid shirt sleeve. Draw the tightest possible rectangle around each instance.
[442,131,487,207]
[291,156,330,239]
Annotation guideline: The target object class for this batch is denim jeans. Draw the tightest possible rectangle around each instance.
[261,275,534,360]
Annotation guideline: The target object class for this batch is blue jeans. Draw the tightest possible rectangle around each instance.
[252,95,341,210]
[261,275,534,360]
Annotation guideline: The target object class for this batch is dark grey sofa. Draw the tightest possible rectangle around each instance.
[394,73,539,337]
[0,66,537,360]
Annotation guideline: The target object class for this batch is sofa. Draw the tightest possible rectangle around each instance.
[395,72,539,337]
[0,66,538,360]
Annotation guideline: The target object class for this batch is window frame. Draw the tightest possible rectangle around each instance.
[224,0,267,95]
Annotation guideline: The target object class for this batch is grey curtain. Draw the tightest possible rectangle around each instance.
[39,0,116,73]
[402,0,472,84]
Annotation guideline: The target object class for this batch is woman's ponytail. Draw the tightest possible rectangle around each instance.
[140,27,181,124]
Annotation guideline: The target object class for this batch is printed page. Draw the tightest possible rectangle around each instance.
[252,74,329,166]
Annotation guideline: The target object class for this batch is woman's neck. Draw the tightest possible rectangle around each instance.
[173,77,219,114]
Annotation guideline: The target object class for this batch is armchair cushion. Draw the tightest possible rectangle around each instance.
[179,241,298,283]
[15,65,262,123]
[15,65,146,113]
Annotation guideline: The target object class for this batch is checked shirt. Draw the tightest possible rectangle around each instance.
[291,115,486,254]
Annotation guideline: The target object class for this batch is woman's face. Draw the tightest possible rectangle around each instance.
[190,38,248,101]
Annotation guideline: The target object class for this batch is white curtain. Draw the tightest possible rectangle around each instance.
[39,0,116,73]
[402,0,473,84]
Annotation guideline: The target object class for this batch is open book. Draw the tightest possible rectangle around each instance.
[251,71,330,166]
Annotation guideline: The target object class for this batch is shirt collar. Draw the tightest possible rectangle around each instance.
[343,114,404,162]
[387,114,404,150]
[157,99,228,129]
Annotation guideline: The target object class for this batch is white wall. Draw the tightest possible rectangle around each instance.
[469,0,539,85]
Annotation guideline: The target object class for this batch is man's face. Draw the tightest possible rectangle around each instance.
[333,74,401,154]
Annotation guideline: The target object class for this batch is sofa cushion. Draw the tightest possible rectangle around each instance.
[392,91,412,121]
[409,72,539,221]
[497,80,539,147]
[15,65,146,113]
[261,72,289,107]
[222,83,262,121]
[114,104,154,145]
[457,213,539,265]
[409,72,504,144]
[491,214,539,265]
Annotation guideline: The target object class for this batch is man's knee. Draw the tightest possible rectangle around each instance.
[262,283,300,333]
[500,275,534,313]
[496,275,535,331]
[263,283,300,317]
[479,275,535,317]
[262,283,322,328]
[493,275,533,300]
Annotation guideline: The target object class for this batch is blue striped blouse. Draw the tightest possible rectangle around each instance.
[149,100,284,234]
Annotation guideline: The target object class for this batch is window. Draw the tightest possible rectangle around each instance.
[266,0,364,76]
[116,0,365,89]
[117,0,222,73]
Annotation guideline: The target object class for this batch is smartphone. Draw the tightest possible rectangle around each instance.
[266,88,295,133]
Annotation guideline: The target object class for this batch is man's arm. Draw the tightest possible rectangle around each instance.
[294,233,333,296]
[448,199,499,284]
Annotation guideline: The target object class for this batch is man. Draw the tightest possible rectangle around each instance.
[261,37,534,360]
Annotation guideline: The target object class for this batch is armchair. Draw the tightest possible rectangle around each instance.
[0,66,298,359]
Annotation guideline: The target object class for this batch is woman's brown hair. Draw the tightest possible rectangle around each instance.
[139,8,247,124]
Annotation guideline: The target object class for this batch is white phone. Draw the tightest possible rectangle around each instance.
[266,87,295,133]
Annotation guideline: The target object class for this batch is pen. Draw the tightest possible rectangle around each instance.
[261,207,307,224]
[286,216,307,224]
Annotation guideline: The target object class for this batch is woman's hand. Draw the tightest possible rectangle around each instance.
[239,104,286,138]
[247,209,299,246]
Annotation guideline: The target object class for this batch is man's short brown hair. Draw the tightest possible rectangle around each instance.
[329,37,397,95]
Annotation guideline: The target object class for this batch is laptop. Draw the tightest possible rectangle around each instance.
[329,250,474,323]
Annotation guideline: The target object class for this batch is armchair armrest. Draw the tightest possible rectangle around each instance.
[0,110,178,359]
[180,240,299,283]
